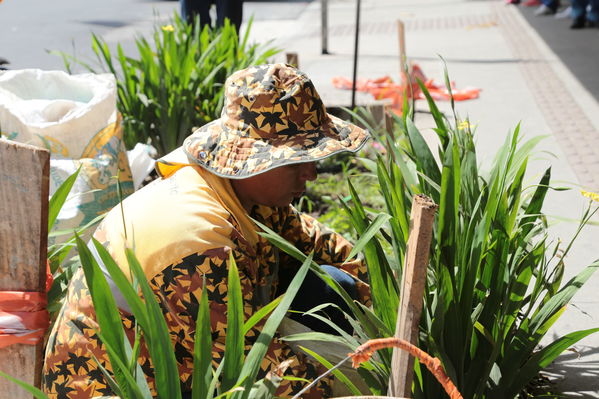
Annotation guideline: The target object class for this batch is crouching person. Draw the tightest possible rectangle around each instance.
[43,63,371,398]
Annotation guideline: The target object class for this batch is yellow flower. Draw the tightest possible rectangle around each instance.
[581,190,599,203]
[457,120,476,131]
[161,25,175,32]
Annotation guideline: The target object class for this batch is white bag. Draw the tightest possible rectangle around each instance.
[0,69,134,244]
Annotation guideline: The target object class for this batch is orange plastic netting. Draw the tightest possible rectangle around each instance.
[332,64,480,114]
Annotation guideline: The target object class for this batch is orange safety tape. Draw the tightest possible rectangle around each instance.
[0,291,47,312]
[0,260,53,348]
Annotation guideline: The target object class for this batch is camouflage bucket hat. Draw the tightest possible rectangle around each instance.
[182,63,370,179]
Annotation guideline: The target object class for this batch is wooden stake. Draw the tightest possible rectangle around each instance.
[0,140,50,397]
[388,195,437,398]
[397,19,407,85]
[286,52,299,68]
[384,103,395,138]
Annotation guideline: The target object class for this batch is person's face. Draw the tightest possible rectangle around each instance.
[231,162,318,210]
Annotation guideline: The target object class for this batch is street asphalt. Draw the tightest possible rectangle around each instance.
[1,0,598,397]
[515,1,599,104]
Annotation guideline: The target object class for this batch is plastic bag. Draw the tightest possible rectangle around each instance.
[0,69,134,243]
[127,143,157,190]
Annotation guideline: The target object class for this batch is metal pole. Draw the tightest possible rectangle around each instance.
[350,0,362,109]
[321,0,329,55]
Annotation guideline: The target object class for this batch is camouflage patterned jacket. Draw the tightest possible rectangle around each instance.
[43,163,370,399]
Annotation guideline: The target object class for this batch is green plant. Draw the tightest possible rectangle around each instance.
[355,80,599,398]
[258,79,599,398]
[56,14,279,156]
[298,154,385,241]
[80,238,315,399]
[45,168,109,320]
[1,238,313,399]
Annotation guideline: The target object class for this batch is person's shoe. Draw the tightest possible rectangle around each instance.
[505,0,521,4]
[555,6,572,19]
[534,4,556,15]
[523,0,541,6]
[587,20,598,28]
[0,57,8,71]
[570,16,586,28]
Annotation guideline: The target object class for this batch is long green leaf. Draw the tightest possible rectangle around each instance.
[282,331,354,345]
[192,276,213,399]
[234,254,313,399]
[125,248,182,399]
[48,166,81,231]
[344,213,391,262]
[300,346,362,396]
[222,254,245,392]
[93,330,149,399]
[253,217,374,337]
[521,167,551,238]
[504,327,599,398]
[0,371,49,399]
[415,78,449,148]
[344,180,398,333]
[91,239,150,329]
[405,117,441,191]
[76,235,135,398]
[243,296,282,335]
[529,261,599,333]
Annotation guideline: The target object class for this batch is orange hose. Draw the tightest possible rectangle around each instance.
[348,337,463,399]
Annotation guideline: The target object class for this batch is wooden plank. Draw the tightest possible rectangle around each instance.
[0,140,50,398]
[388,195,437,398]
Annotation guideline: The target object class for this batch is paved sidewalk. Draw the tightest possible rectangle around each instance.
[246,0,599,396]
[1,0,597,395]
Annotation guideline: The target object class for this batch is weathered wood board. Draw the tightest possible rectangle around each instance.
[0,139,50,398]
[388,195,437,398]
